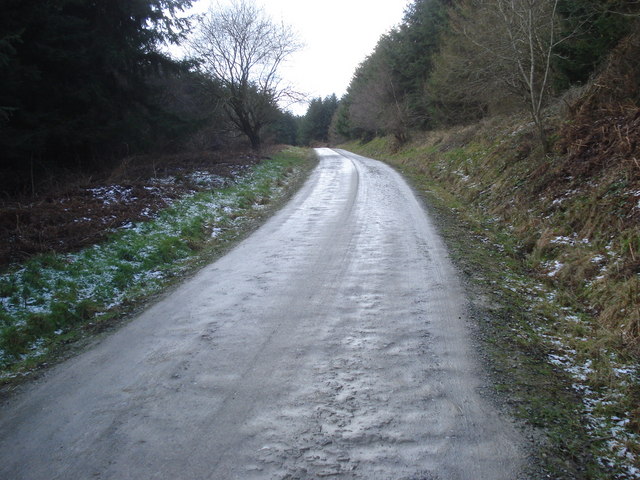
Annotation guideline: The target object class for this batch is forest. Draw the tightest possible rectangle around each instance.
[0,0,301,196]
[4,0,637,195]
[330,0,638,145]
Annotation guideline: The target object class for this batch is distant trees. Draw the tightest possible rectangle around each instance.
[338,0,450,142]
[3,0,636,195]
[298,95,339,145]
[190,0,301,150]
[383,0,451,129]
[347,40,411,143]
[269,110,299,146]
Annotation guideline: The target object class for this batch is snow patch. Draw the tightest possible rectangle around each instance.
[532,295,640,478]
[186,171,226,188]
[544,260,564,277]
[88,185,137,205]
[550,234,590,247]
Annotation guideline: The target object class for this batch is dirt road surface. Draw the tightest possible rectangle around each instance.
[0,149,525,479]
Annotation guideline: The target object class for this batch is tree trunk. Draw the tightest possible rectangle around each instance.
[248,131,261,151]
[534,115,551,155]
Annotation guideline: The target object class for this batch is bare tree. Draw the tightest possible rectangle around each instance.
[435,0,574,151]
[190,0,300,150]
[491,0,561,152]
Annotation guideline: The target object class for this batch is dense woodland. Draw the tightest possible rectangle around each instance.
[0,0,298,196]
[1,0,193,192]
[1,0,639,195]
[305,0,639,150]
[330,0,638,146]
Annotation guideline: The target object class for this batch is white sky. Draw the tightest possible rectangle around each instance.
[185,0,409,115]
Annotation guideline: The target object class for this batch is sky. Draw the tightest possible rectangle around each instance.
[185,0,410,115]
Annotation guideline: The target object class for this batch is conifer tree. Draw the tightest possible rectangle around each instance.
[0,0,193,191]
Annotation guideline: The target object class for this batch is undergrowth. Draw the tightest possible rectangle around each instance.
[342,112,639,478]
[0,147,314,379]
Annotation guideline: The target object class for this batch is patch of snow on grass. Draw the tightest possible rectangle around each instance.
[524,277,639,477]
[551,235,574,245]
[186,171,226,188]
[550,234,590,247]
[544,260,564,277]
[454,169,471,182]
[534,308,639,477]
[88,185,137,205]
[0,152,307,371]
[150,176,176,185]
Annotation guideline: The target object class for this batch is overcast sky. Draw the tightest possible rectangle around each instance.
[186,0,409,115]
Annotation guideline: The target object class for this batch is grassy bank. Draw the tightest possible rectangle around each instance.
[342,115,639,478]
[0,147,315,381]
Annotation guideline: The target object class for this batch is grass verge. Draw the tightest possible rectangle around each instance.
[0,147,316,384]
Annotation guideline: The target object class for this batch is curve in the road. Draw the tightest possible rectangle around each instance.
[0,148,525,479]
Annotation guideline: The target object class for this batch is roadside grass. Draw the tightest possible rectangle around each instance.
[0,147,315,381]
[343,118,639,479]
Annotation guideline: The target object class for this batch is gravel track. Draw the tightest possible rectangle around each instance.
[0,148,524,479]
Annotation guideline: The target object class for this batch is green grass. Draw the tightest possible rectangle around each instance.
[0,147,315,378]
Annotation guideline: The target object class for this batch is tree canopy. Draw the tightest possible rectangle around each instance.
[339,0,451,141]
[3,0,637,193]
[299,95,339,146]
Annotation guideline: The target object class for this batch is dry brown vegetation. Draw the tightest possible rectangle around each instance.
[551,29,640,344]
[0,150,263,269]
[558,27,640,186]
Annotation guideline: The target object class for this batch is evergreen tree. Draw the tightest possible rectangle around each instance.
[0,0,193,192]
[331,99,353,142]
[268,110,299,146]
[340,0,451,140]
[385,0,450,127]
[299,95,339,145]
